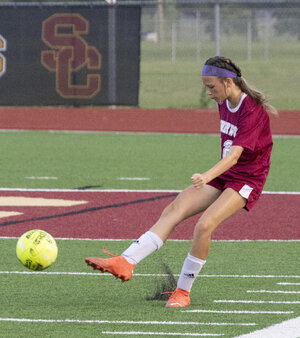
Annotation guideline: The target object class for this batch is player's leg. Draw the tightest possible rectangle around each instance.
[86,185,221,281]
[190,187,246,260]
[167,188,246,307]
[149,184,222,242]
[120,185,221,264]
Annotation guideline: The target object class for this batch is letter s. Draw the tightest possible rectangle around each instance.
[0,35,7,78]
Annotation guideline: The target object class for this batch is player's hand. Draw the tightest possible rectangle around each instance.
[191,173,206,190]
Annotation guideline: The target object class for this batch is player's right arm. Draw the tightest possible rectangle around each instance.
[191,145,243,189]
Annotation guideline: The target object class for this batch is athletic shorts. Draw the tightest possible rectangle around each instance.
[207,177,261,211]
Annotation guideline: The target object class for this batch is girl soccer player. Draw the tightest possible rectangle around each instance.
[86,56,277,307]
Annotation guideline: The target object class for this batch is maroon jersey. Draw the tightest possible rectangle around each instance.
[217,94,273,193]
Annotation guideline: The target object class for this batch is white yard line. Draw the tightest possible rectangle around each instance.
[1,236,300,243]
[0,188,181,193]
[277,282,300,286]
[1,128,299,138]
[1,271,300,279]
[102,332,224,337]
[182,310,293,315]
[215,300,300,304]
[118,177,150,181]
[25,177,58,180]
[247,290,300,294]
[234,316,300,338]
[0,318,253,326]
[262,191,300,195]
[0,188,298,194]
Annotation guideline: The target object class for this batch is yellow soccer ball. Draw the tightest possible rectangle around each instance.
[16,229,58,271]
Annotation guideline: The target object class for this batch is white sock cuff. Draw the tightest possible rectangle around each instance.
[146,231,163,250]
[188,253,206,266]
[121,231,163,264]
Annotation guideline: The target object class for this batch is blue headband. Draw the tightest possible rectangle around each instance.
[202,65,238,78]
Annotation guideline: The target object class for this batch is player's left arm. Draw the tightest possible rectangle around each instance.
[191,145,244,189]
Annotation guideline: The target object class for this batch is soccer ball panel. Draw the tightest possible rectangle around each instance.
[16,229,58,271]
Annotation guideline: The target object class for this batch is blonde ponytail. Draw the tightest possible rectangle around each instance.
[233,77,278,115]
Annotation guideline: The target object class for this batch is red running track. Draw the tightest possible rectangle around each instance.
[0,190,298,240]
[0,107,299,135]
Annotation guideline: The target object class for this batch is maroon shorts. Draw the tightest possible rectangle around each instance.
[207,177,261,211]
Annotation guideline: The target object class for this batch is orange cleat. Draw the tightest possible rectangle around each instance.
[85,249,135,282]
[165,288,190,308]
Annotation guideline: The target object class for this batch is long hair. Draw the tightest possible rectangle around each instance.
[204,56,278,115]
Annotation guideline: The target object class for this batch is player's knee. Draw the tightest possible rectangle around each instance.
[194,216,216,238]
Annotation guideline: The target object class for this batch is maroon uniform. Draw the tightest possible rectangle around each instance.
[207,94,273,210]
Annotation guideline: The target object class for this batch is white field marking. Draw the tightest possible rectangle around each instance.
[0,236,131,241]
[211,240,300,242]
[0,318,254,326]
[181,310,293,315]
[277,282,300,286]
[118,177,150,181]
[234,316,300,338]
[214,300,300,304]
[102,332,224,337]
[0,129,217,137]
[1,236,300,243]
[0,188,298,195]
[247,290,300,294]
[2,128,299,139]
[0,211,23,218]
[2,271,300,279]
[272,134,300,139]
[262,191,300,195]
[0,196,87,207]
[26,176,58,180]
[0,188,179,193]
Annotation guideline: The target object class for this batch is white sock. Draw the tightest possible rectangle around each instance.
[177,253,206,292]
[121,231,163,264]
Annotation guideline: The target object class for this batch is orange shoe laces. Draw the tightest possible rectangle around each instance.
[162,289,189,299]
[102,247,118,257]
[161,291,174,298]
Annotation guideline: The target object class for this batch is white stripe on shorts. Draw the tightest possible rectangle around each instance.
[239,184,253,199]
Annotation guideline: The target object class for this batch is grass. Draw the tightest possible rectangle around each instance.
[0,131,298,191]
[139,38,300,110]
[1,239,300,337]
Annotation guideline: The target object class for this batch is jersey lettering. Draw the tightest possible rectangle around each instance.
[220,120,238,137]
[41,13,101,99]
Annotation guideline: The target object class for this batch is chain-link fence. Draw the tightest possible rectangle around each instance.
[138,0,300,110]
[141,1,300,62]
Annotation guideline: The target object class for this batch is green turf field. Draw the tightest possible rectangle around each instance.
[1,239,300,337]
[0,131,299,191]
[0,130,299,337]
